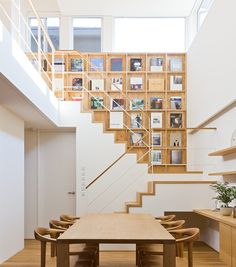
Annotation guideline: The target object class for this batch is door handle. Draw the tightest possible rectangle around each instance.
[68,191,75,195]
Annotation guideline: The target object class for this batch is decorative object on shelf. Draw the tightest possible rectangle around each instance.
[170,113,182,128]
[130,58,142,71]
[210,182,235,216]
[110,112,124,129]
[91,96,104,110]
[170,75,182,91]
[152,132,162,146]
[111,77,122,91]
[151,150,162,165]
[111,58,123,71]
[131,113,142,129]
[150,57,163,72]
[71,58,83,72]
[72,78,83,91]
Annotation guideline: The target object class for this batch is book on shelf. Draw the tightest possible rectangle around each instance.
[170,150,182,164]
[131,113,142,129]
[90,57,104,71]
[54,78,64,92]
[151,150,162,165]
[130,132,144,146]
[130,98,144,110]
[110,98,125,110]
[151,112,162,128]
[152,132,162,146]
[54,58,65,72]
[170,75,182,91]
[109,112,124,129]
[148,78,164,91]
[111,58,123,71]
[111,77,123,91]
[169,58,182,72]
[150,97,163,109]
[71,58,83,72]
[170,113,182,128]
[170,132,182,147]
[170,96,182,110]
[72,78,83,91]
[130,58,142,71]
[150,57,163,72]
[91,96,104,109]
[130,77,143,90]
[90,79,104,91]
[71,96,82,101]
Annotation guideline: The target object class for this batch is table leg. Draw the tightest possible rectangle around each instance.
[163,243,176,267]
[57,242,69,267]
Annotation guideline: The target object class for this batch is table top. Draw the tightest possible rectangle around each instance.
[57,213,175,244]
[194,209,236,227]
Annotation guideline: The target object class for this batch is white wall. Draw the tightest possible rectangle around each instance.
[0,106,24,264]
[187,0,236,127]
[187,0,236,251]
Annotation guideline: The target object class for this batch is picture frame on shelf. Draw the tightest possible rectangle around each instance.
[152,132,162,146]
[130,58,142,71]
[151,112,162,128]
[170,75,182,91]
[151,150,162,165]
[150,57,163,72]
[170,132,182,147]
[72,78,83,91]
[150,97,163,109]
[110,112,124,129]
[110,98,125,110]
[90,79,104,91]
[170,96,182,110]
[130,98,145,110]
[111,77,123,91]
[130,77,143,90]
[111,58,123,71]
[131,113,142,129]
[170,113,182,128]
[91,96,104,110]
[71,58,83,72]
[130,132,144,146]
[170,150,182,164]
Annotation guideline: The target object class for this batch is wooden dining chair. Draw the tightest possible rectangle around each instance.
[155,214,176,222]
[160,219,185,230]
[138,228,200,267]
[34,227,97,267]
[60,214,80,222]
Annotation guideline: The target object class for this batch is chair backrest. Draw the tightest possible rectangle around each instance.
[34,227,57,243]
[49,219,73,230]
[169,228,200,243]
[161,220,185,230]
[60,214,80,222]
[155,214,176,222]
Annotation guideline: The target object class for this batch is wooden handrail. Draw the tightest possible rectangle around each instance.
[189,99,236,134]
[85,151,127,189]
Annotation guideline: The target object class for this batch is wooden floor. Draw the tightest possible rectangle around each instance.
[0,240,228,267]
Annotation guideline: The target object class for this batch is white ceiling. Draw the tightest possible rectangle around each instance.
[33,0,198,17]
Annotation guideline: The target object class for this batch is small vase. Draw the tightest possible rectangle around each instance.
[220,207,233,216]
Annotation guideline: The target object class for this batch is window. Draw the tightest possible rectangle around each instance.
[197,0,214,30]
[29,17,60,52]
[73,18,101,52]
[114,18,185,53]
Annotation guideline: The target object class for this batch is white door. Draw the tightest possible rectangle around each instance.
[37,131,76,227]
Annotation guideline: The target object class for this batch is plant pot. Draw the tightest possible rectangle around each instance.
[220,207,233,216]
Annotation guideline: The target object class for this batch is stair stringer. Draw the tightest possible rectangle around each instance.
[126,173,216,215]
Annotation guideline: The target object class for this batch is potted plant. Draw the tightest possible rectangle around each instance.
[210,182,234,216]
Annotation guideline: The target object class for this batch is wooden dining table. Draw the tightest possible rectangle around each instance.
[57,213,176,267]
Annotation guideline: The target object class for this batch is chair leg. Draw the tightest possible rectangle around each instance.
[187,242,193,267]
[51,243,56,257]
[41,241,46,267]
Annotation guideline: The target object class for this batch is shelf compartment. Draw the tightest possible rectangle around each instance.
[208,171,236,176]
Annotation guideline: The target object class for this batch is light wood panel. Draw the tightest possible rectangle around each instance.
[220,223,232,266]
[0,240,228,267]
[208,171,236,176]
[232,227,236,267]
[208,145,236,156]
